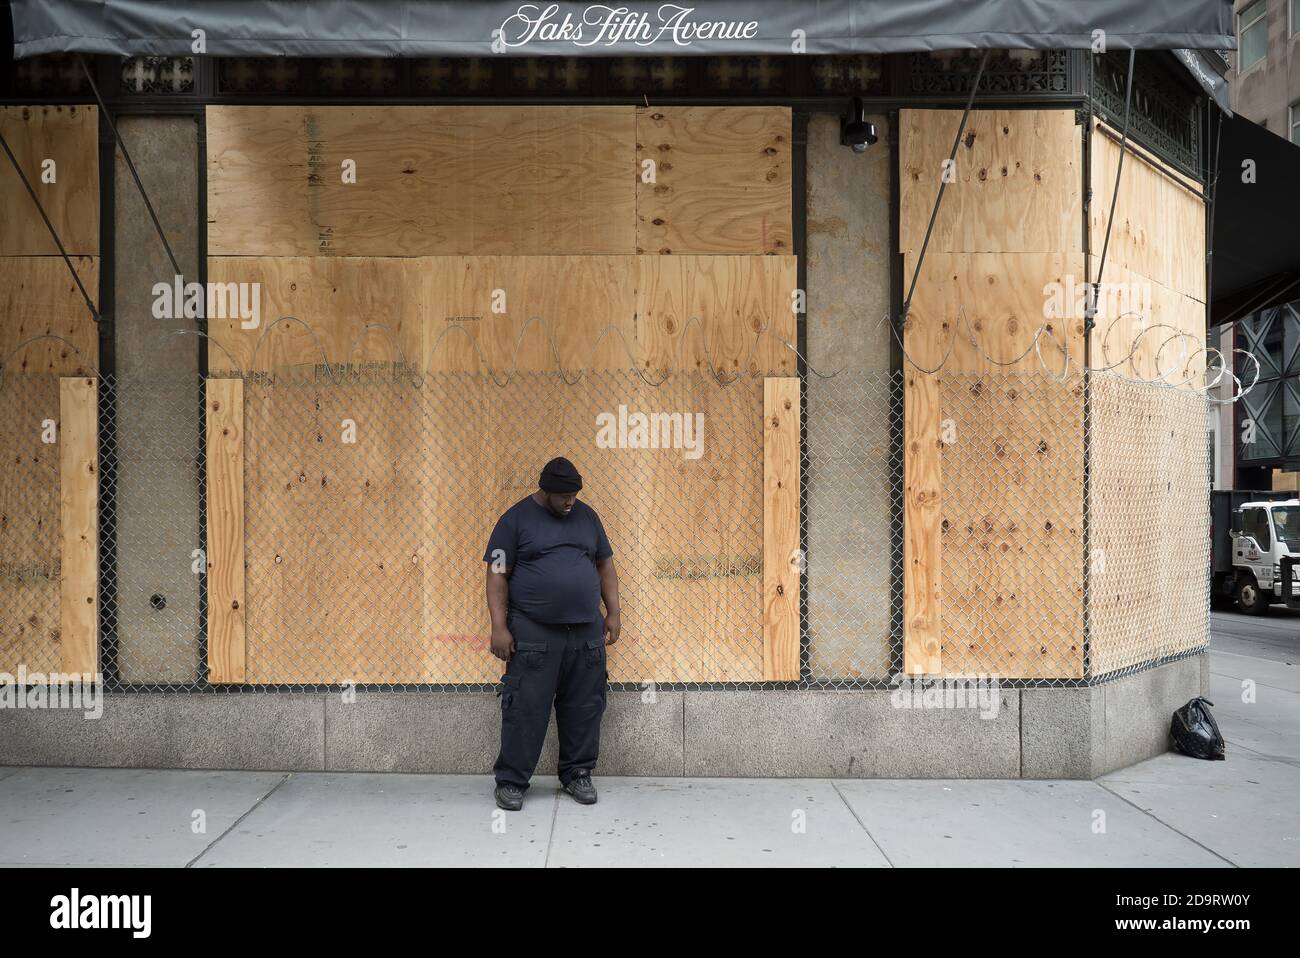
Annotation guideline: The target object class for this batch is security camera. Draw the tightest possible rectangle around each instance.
[840,97,877,153]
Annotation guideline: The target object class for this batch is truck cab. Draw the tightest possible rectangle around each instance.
[1227,499,1300,614]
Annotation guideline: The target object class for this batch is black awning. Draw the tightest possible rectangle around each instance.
[10,0,1235,59]
[1212,114,1300,325]
[1173,48,1231,115]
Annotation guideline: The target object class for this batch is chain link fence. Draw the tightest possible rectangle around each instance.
[0,365,1212,693]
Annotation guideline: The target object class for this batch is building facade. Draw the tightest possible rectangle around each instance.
[1226,0,1300,488]
[1,27,1224,778]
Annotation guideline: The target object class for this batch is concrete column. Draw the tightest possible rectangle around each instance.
[111,116,202,683]
[803,112,894,680]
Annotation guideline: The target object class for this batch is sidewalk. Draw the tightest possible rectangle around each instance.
[1,648,1296,867]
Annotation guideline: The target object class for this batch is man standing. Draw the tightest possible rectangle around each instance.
[484,456,621,811]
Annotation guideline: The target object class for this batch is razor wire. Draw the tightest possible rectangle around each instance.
[0,358,1213,693]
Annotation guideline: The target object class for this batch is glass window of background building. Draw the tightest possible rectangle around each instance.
[1239,0,1268,70]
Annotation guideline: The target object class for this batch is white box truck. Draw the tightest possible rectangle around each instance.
[1211,491,1300,614]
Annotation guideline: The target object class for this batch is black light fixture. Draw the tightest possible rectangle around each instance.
[840,97,878,153]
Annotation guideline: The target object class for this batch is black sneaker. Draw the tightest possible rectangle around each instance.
[494,783,524,811]
[562,771,597,805]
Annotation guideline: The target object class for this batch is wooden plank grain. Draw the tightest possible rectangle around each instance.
[0,105,99,256]
[899,108,1088,680]
[206,379,246,683]
[58,376,97,676]
[0,256,99,375]
[0,375,62,675]
[901,250,1085,679]
[902,368,942,675]
[1089,121,1207,303]
[207,253,797,379]
[762,377,800,681]
[207,255,425,374]
[207,105,636,257]
[637,107,792,256]
[899,108,1081,256]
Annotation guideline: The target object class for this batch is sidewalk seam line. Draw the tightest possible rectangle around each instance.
[1215,735,1300,770]
[831,782,894,867]
[543,787,560,868]
[184,772,293,868]
[1209,676,1299,694]
[1095,780,1238,868]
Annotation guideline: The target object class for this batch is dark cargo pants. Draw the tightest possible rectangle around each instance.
[493,611,608,790]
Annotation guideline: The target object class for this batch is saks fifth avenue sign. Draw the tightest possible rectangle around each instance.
[494,3,760,51]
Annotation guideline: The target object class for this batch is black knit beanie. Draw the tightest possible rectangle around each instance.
[539,457,582,493]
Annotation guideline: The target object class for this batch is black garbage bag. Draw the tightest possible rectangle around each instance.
[1170,696,1226,760]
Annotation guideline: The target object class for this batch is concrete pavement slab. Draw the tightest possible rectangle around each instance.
[0,767,285,867]
[1102,745,1293,785]
[546,778,890,867]
[191,772,551,867]
[834,780,1230,867]
[1210,650,1300,695]
[1100,751,1300,867]
[1207,671,1300,760]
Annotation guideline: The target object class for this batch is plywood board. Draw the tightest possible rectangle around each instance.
[205,379,246,683]
[1089,121,1206,304]
[936,371,1084,680]
[635,375,764,682]
[900,108,1082,255]
[206,256,425,375]
[635,254,797,378]
[0,105,99,257]
[1087,257,1207,387]
[235,368,768,684]
[418,373,499,684]
[207,254,798,380]
[242,378,425,684]
[903,367,942,675]
[906,251,1086,375]
[899,107,1090,680]
[0,374,62,675]
[207,106,637,257]
[0,256,99,375]
[763,377,800,681]
[58,376,97,676]
[901,251,1085,679]
[420,255,640,374]
[636,106,792,255]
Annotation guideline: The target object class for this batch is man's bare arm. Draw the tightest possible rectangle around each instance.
[486,567,513,661]
[596,556,621,645]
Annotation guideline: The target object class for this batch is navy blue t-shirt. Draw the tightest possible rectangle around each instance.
[483,496,613,625]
